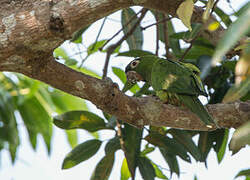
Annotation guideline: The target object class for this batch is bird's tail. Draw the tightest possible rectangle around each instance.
[178,95,219,128]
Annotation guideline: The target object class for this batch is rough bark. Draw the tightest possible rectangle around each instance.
[0,0,248,131]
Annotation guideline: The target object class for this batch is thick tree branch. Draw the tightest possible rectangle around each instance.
[0,0,247,131]
[0,0,228,63]
[1,57,249,131]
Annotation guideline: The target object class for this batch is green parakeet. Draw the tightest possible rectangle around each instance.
[123,55,218,128]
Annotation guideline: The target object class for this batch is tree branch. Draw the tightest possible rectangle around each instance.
[1,56,249,131]
[0,0,247,132]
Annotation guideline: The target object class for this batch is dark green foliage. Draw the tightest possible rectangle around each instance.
[62,139,102,169]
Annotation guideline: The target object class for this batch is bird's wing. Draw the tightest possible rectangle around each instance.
[151,59,199,96]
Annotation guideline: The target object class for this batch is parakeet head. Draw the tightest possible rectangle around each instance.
[122,55,157,92]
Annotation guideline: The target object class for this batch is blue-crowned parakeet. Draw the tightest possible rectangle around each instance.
[123,55,218,128]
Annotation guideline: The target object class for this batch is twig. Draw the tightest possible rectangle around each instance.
[91,17,107,51]
[141,16,173,31]
[99,9,144,51]
[102,8,148,79]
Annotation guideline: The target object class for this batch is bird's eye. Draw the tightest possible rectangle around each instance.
[130,60,139,68]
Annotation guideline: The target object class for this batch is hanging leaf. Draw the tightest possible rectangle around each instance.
[62,139,102,169]
[198,132,213,163]
[160,148,180,176]
[229,121,250,154]
[18,95,52,154]
[121,8,143,50]
[138,156,156,180]
[151,161,168,180]
[65,130,78,148]
[53,110,109,132]
[168,129,202,161]
[105,136,121,155]
[91,153,115,180]
[176,0,194,31]
[145,132,191,162]
[122,124,143,179]
[212,5,250,65]
[217,129,229,163]
[121,158,131,180]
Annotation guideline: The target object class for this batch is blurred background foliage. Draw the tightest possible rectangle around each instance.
[1,0,250,179]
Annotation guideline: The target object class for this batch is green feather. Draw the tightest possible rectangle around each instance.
[178,95,214,126]
[125,55,218,127]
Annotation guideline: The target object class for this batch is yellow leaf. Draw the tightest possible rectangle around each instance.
[207,21,220,32]
[176,0,194,31]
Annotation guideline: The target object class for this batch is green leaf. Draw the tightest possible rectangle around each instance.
[145,132,191,162]
[62,139,102,169]
[112,67,140,93]
[18,95,52,154]
[138,156,156,180]
[229,121,250,154]
[223,76,250,103]
[51,89,88,113]
[71,25,90,43]
[151,161,168,179]
[212,6,250,65]
[105,136,121,155]
[54,47,68,60]
[235,169,250,178]
[122,124,143,178]
[170,23,202,41]
[176,45,214,60]
[176,0,194,31]
[168,129,202,161]
[198,132,213,163]
[214,7,232,27]
[77,66,101,79]
[141,146,155,156]
[91,153,115,180]
[121,158,131,180]
[53,47,78,65]
[0,89,19,162]
[65,130,78,148]
[87,40,107,55]
[118,50,154,57]
[53,111,108,132]
[121,8,143,50]
[217,129,229,163]
[160,148,180,176]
